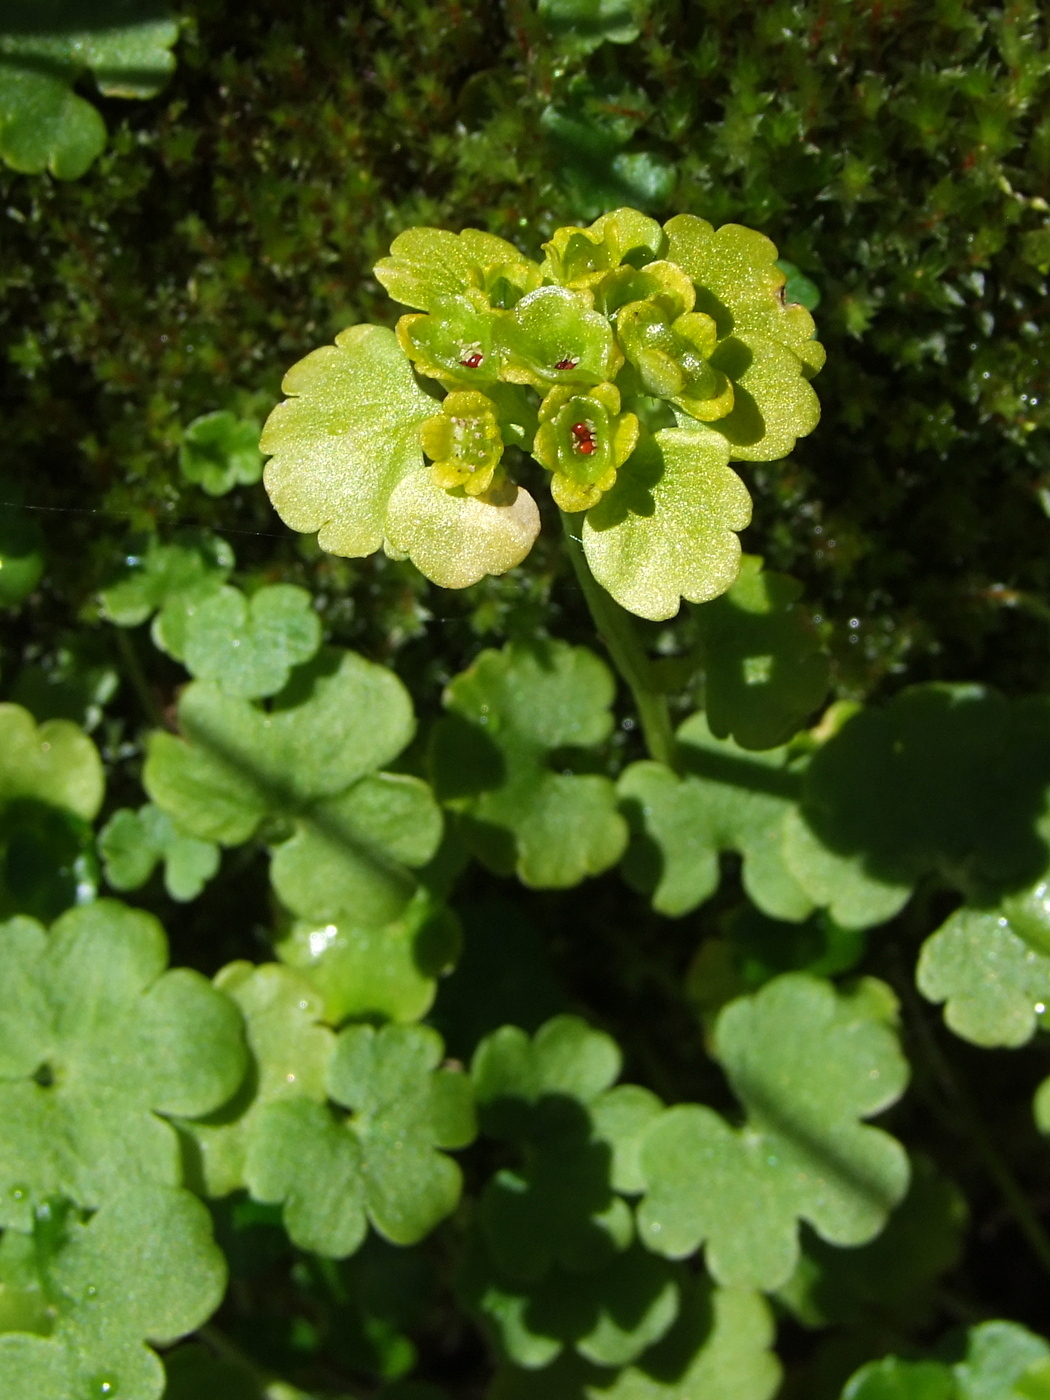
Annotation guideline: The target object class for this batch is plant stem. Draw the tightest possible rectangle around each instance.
[113,627,167,731]
[560,512,677,769]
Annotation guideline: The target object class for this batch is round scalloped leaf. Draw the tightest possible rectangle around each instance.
[245,1096,367,1258]
[916,904,1050,1048]
[0,0,178,180]
[99,804,219,903]
[581,429,751,622]
[181,584,322,699]
[384,468,540,588]
[269,772,443,927]
[618,713,810,921]
[463,1236,682,1370]
[0,1183,225,1400]
[98,533,234,657]
[430,641,627,888]
[177,961,335,1199]
[536,0,649,54]
[275,891,462,1026]
[261,324,435,558]
[491,1278,780,1400]
[694,555,830,750]
[144,649,415,844]
[471,1018,639,1282]
[637,974,909,1291]
[179,410,263,496]
[0,900,247,1226]
[663,216,824,374]
[374,226,536,312]
[0,704,103,823]
[703,335,820,463]
[775,1155,966,1330]
[327,1022,476,1245]
[783,687,1050,929]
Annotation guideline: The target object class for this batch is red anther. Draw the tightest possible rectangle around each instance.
[459,352,484,368]
[571,422,597,455]
[555,358,578,370]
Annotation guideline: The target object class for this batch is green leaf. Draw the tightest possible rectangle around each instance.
[776,1155,966,1329]
[179,410,263,496]
[383,467,541,590]
[430,641,627,888]
[618,713,810,920]
[775,260,822,313]
[462,1236,682,1370]
[0,705,104,920]
[181,584,322,699]
[664,216,825,377]
[98,532,234,661]
[694,555,830,750]
[843,1359,955,1400]
[244,1022,474,1255]
[145,649,414,841]
[637,974,910,1291]
[98,804,219,902]
[917,902,1050,1048]
[842,1323,1050,1400]
[374,226,538,313]
[177,961,335,1199]
[580,429,752,622]
[471,1018,645,1282]
[144,648,439,927]
[0,0,179,180]
[246,1095,367,1258]
[0,509,45,606]
[490,1278,781,1400]
[275,890,462,1026]
[327,1023,476,1245]
[953,1322,1050,1400]
[0,900,247,1226]
[0,703,103,824]
[0,1183,226,1400]
[783,687,1050,929]
[261,324,539,587]
[536,0,649,53]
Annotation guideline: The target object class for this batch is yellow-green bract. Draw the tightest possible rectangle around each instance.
[261,208,824,621]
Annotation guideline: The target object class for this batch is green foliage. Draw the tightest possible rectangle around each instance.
[7,1,1050,1395]
[98,803,219,901]
[0,1,178,179]
[431,641,627,888]
[275,892,462,1027]
[262,206,822,620]
[99,533,235,661]
[180,584,321,699]
[0,1185,226,1400]
[179,411,264,497]
[694,554,830,750]
[619,712,810,920]
[842,1322,1050,1400]
[917,902,1050,1049]
[637,975,909,1290]
[144,648,441,926]
[0,900,246,1226]
[248,1022,475,1255]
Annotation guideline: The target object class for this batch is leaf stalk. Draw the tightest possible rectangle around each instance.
[560,512,677,769]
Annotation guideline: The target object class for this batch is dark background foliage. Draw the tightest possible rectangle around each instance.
[3,2,1050,1395]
